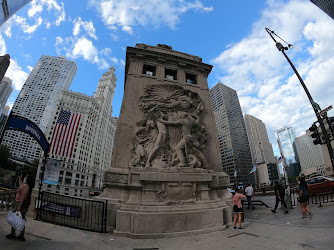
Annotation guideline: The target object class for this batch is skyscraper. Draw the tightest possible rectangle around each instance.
[0,105,9,135]
[295,132,326,177]
[244,114,278,183]
[1,55,77,162]
[276,126,301,178]
[0,76,12,114]
[0,54,10,83]
[311,0,334,20]
[0,0,32,26]
[210,83,254,186]
[36,67,117,197]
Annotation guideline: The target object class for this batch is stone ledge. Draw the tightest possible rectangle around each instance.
[113,224,227,239]
[140,172,212,183]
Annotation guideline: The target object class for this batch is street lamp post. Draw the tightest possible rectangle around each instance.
[265,28,334,172]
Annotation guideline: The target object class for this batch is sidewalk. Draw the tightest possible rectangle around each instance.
[1,202,334,250]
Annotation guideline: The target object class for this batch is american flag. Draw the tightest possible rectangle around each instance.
[49,109,81,158]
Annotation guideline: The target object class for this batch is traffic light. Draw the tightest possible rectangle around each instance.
[309,123,321,145]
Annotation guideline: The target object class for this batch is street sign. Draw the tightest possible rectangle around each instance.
[320,105,332,116]
[312,101,321,111]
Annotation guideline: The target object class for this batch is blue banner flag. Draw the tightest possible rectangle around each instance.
[5,114,49,153]
[249,165,256,174]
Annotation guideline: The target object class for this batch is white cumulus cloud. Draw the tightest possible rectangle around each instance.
[89,0,213,32]
[7,0,66,35]
[72,17,97,40]
[211,0,334,148]
[72,37,98,61]
[0,34,29,91]
[5,59,29,91]
[55,16,124,70]
[13,16,43,33]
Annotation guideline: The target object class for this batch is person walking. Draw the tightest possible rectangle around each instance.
[232,187,246,230]
[271,181,288,214]
[6,172,35,241]
[297,176,313,219]
[245,183,255,210]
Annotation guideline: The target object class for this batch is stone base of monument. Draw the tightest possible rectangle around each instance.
[98,167,232,238]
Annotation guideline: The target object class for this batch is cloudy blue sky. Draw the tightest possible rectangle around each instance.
[1,0,334,156]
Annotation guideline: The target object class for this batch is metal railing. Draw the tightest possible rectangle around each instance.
[242,199,270,208]
[36,191,108,233]
[290,187,334,207]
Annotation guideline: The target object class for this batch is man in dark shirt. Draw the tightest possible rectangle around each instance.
[271,181,288,214]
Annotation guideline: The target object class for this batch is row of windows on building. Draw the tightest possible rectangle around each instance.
[142,64,198,84]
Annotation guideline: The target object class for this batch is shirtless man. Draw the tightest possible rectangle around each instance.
[159,112,208,168]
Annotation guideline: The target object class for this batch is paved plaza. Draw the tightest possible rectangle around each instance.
[1,197,334,250]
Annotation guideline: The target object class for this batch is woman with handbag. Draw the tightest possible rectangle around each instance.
[297,176,313,219]
[6,172,35,241]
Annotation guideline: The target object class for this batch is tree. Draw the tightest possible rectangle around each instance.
[30,158,39,177]
[0,145,13,169]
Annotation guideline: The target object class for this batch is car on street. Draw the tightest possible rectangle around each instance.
[306,176,334,195]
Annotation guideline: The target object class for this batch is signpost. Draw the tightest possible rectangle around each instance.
[319,105,332,117]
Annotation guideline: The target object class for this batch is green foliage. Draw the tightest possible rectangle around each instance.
[288,176,297,182]
[0,145,14,170]
[31,159,39,168]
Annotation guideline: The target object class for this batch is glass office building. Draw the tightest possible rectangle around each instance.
[0,0,32,26]
[276,127,301,178]
[311,0,334,20]
[210,83,255,186]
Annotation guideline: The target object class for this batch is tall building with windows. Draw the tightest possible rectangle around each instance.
[36,67,118,198]
[0,105,10,135]
[0,0,32,26]
[0,54,10,83]
[0,77,12,114]
[1,55,77,162]
[311,0,334,20]
[244,114,278,183]
[210,83,254,186]
[295,131,326,177]
[276,126,301,178]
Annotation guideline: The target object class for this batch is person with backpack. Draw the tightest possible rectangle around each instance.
[271,181,288,214]
[298,176,313,219]
[6,172,35,241]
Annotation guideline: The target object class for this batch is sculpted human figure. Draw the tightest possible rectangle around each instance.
[133,119,155,144]
[159,112,208,168]
[146,112,169,167]
[188,154,202,168]
[130,110,156,167]
[130,143,145,167]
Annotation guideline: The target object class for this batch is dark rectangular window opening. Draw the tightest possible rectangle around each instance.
[142,64,156,76]
[186,73,197,84]
[165,69,177,80]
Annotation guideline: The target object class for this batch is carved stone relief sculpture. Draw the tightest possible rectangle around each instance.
[130,83,209,168]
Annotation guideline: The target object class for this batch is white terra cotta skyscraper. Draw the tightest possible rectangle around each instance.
[244,114,278,184]
[1,55,77,162]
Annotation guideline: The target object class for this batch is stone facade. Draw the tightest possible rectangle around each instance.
[97,44,231,238]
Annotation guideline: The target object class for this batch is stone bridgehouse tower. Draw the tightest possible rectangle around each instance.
[98,44,232,238]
